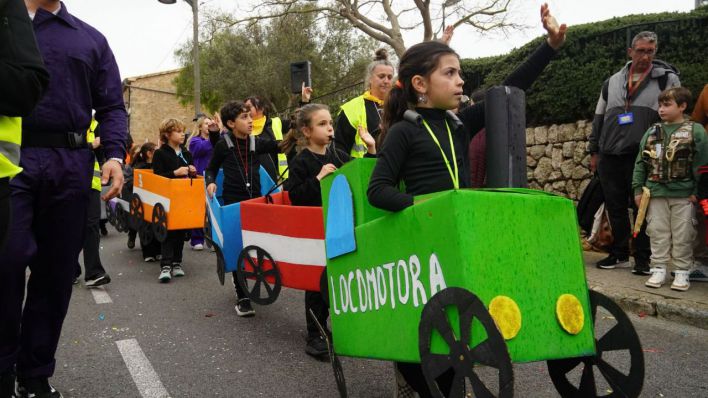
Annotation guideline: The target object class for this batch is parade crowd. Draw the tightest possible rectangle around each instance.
[1,1,707,397]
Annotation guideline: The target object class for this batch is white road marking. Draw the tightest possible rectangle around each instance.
[90,287,113,304]
[116,339,170,398]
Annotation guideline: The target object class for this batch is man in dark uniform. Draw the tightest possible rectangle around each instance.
[0,1,126,397]
[0,0,48,252]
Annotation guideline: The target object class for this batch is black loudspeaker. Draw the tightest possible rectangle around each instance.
[290,61,311,94]
[484,86,527,188]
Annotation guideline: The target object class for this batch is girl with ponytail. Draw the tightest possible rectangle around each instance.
[370,6,566,394]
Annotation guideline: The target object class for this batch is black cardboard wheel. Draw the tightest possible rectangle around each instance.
[151,203,168,242]
[213,243,226,285]
[419,287,514,398]
[114,206,127,233]
[106,201,116,225]
[235,245,281,305]
[547,290,644,398]
[203,209,213,249]
[129,194,144,230]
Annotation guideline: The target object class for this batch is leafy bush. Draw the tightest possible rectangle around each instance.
[461,7,708,125]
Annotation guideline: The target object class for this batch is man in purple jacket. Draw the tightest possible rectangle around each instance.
[0,1,126,397]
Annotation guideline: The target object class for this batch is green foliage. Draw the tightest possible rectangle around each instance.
[460,8,708,126]
[174,5,376,114]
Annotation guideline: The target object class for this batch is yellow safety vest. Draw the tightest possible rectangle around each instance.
[270,117,289,179]
[338,95,368,158]
[0,116,22,179]
[87,120,101,191]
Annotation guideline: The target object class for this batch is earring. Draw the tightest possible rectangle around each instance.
[417,94,428,104]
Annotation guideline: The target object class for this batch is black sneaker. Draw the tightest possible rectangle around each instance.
[99,224,108,237]
[234,299,255,317]
[72,277,79,285]
[305,336,329,358]
[632,259,651,275]
[127,236,135,249]
[16,377,62,398]
[85,274,111,288]
[1,369,16,398]
[596,254,630,269]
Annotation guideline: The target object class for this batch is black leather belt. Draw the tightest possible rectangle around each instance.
[22,131,88,149]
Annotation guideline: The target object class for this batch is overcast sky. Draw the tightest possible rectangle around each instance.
[59,0,697,79]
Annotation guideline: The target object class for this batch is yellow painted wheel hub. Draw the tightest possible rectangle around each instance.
[489,296,522,340]
[556,294,584,335]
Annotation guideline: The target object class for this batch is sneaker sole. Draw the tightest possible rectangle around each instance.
[234,307,255,317]
[631,269,652,276]
[305,347,329,357]
[85,276,111,288]
[159,276,171,283]
[670,283,689,291]
[173,273,185,277]
[645,281,664,288]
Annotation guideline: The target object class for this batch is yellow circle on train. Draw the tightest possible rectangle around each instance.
[489,296,522,340]
[556,294,584,335]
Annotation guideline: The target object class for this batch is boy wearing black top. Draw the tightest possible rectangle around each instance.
[205,101,278,316]
[152,118,196,283]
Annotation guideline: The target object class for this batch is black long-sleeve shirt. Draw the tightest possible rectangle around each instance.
[368,41,557,212]
[0,0,49,116]
[284,148,351,207]
[152,145,194,179]
[204,132,278,204]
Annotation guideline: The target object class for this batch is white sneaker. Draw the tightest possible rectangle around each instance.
[191,243,204,251]
[671,270,690,291]
[645,268,666,288]
[159,266,172,283]
[172,264,185,277]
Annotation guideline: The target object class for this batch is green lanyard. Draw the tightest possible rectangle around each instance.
[421,119,459,189]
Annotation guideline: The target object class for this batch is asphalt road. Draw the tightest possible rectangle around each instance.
[50,227,708,397]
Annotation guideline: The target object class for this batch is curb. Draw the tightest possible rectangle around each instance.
[588,282,708,330]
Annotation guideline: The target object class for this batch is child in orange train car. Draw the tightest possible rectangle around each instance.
[152,118,196,283]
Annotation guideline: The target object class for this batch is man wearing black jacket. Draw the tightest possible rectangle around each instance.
[0,0,48,252]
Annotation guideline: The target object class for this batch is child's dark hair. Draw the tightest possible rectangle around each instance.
[380,41,459,144]
[658,87,692,108]
[131,142,156,166]
[220,100,251,131]
[244,96,272,117]
[279,104,329,155]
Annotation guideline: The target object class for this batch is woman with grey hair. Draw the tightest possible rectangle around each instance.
[334,48,394,157]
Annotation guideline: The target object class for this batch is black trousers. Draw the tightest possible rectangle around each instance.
[129,228,161,259]
[160,230,185,267]
[597,153,650,261]
[0,178,10,251]
[305,291,329,340]
[76,189,107,280]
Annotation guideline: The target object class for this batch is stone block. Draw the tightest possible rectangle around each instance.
[572,165,591,180]
[527,155,537,167]
[561,159,575,178]
[562,141,576,158]
[547,124,558,143]
[526,128,534,145]
[551,147,563,169]
[529,145,546,160]
[534,126,548,144]
[533,157,553,184]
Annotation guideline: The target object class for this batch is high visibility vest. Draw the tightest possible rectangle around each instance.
[338,95,368,158]
[87,120,101,191]
[270,117,289,179]
[0,116,22,179]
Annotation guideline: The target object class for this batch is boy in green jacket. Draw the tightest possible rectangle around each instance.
[632,87,708,291]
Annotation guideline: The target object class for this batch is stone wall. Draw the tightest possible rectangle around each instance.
[123,69,194,146]
[525,121,593,200]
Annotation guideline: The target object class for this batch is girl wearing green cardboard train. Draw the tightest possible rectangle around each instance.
[366,3,567,396]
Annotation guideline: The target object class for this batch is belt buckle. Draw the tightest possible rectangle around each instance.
[67,131,85,149]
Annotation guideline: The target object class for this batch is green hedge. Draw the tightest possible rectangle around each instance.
[461,7,708,126]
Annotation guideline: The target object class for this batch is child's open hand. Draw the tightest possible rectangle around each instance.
[316,163,337,181]
[541,3,567,50]
[358,125,376,154]
[207,183,217,198]
[441,25,454,45]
